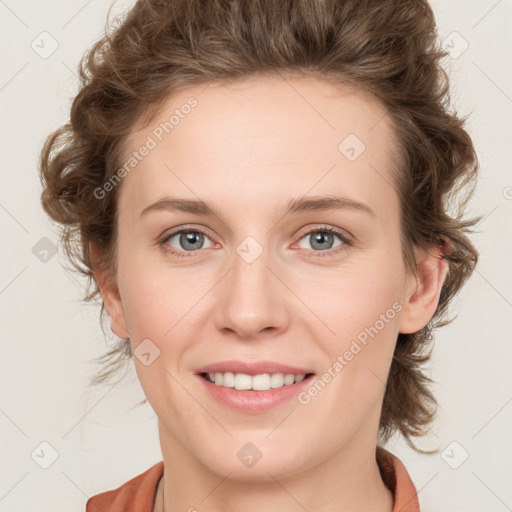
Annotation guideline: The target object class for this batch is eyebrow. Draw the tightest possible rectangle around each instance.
[139,195,375,219]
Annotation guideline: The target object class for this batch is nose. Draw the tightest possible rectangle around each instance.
[214,241,290,340]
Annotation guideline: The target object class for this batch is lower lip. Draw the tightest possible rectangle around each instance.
[196,373,315,413]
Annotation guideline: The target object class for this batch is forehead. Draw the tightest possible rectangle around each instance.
[117,75,399,222]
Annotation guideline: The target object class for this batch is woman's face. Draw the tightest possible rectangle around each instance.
[102,75,438,480]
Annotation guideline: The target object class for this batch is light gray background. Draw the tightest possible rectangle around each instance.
[1,1,511,511]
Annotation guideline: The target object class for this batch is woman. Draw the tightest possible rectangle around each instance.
[38,0,480,510]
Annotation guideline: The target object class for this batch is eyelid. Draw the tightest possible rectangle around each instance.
[159,224,216,243]
[293,224,354,244]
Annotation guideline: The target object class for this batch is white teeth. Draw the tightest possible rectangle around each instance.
[235,373,253,390]
[221,372,235,387]
[206,372,308,390]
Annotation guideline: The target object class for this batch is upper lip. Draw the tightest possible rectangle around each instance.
[195,360,315,376]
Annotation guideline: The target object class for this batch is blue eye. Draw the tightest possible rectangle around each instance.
[295,226,352,257]
[160,228,214,257]
[297,228,343,251]
[159,225,352,259]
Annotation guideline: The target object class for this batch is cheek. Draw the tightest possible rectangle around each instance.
[121,272,189,341]
[116,246,184,341]
[295,275,403,432]
[294,251,406,341]
[119,240,407,344]
[293,250,406,401]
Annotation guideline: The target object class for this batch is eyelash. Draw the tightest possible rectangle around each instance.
[158,225,353,259]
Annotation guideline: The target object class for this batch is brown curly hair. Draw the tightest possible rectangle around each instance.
[38,0,481,452]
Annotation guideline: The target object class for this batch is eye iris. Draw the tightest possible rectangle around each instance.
[180,231,204,251]
[310,231,333,250]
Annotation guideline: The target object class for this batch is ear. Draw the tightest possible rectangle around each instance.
[89,241,130,339]
[398,240,449,334]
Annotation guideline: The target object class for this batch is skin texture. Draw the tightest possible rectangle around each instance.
[92,75,448,512]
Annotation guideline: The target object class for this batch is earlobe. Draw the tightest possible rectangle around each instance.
[398,242,449,335]
[89,241,130,339]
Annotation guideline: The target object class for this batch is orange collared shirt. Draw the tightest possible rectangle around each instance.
[86,447,420,511]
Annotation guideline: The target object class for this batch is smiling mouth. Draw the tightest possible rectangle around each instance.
[199,372,315,391]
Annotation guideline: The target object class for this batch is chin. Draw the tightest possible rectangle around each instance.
[198,442,312,483]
